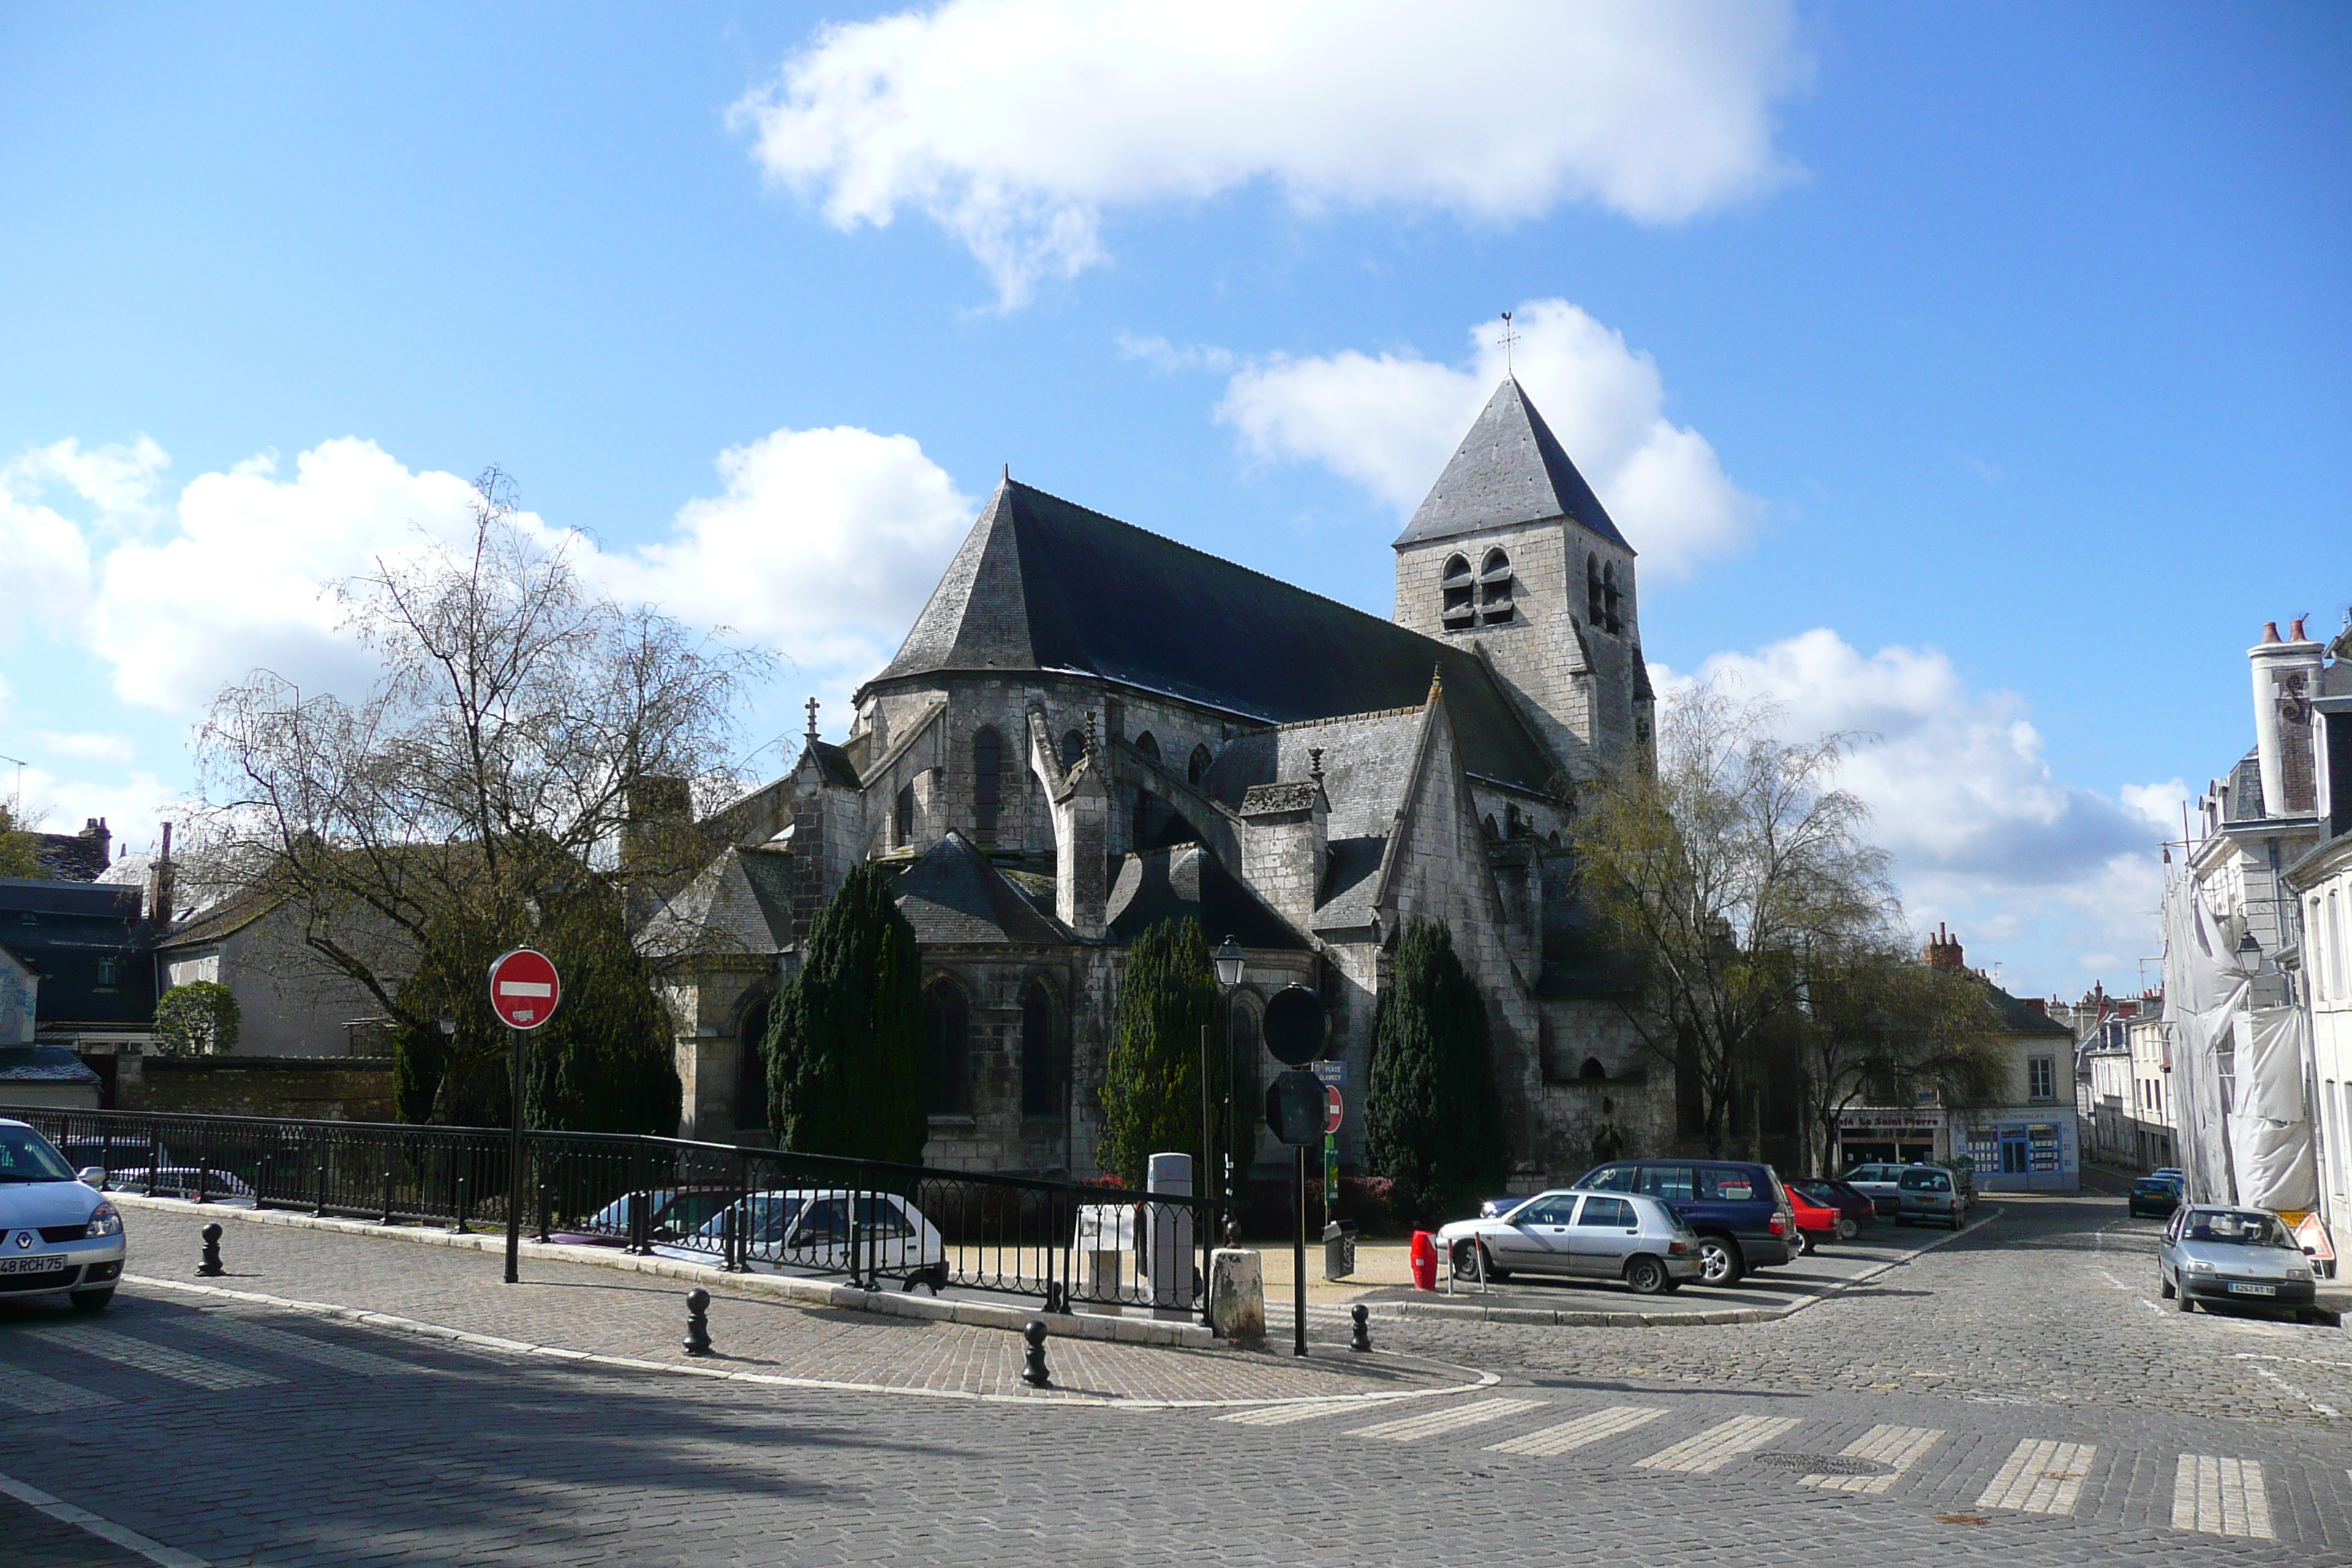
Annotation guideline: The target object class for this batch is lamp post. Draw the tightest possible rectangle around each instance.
[1212,938,1246,1252]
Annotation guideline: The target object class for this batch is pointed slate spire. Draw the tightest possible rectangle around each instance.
[1394,377,1631,552]
[872,480,1038,683]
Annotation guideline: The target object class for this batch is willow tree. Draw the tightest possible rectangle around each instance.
[195,470,762,1127]
[1365,918,1504,1224]
[1098,917,1222,1188]
[1570,677,1899,1157]
[762,861,925,1164]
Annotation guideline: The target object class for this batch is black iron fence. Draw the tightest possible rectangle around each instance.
[3,1106,1213,1320]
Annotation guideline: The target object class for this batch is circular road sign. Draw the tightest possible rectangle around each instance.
[1261,984,1327,1067]
[1324,1085,1343,1137]
[488,948,561,1031]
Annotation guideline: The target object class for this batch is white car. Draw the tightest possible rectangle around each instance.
[0,1117,128,1312]
[1437,1188,1705,1296]
[653,1188,948,1293]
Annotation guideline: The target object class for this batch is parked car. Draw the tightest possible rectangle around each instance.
[655,1188,947,1293]
[1893,1165,1965,1229]
[1839,1163,1907,1216]
[1571,1160,1797,1285]
[2158,1205,2318,1322]
[2127,1175,2183,1219]
[0,1118,127,1311]
[1784,1186,1842,1253]
[1437,1188,1703,1296]
[1787,1178,1875,1242]
[91,1166,257,1203]
[549,1187,738,1248]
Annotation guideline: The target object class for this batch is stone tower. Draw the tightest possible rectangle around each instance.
[1391,377,1654,782]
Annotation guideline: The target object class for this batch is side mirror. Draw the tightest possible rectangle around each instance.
[78,1167,107,1188]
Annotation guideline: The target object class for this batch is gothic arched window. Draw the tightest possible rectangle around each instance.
[736,991,774,1131]
[894,783,915,847]
[924,976,972,1115]
[1586,554,1605,625]
[1059,728,1086,773]
[1580,1056,1608,1081]
[1441,554,1474,629]
[1188,744,1213,785]
[972,728,1003,845]
[1602,562,1623,634]
[1020,979,1065,1117]
[1479,548,1515,625]
[1134,731,1160,764]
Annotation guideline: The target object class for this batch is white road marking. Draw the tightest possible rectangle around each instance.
[20,1326,280,1391]
[0,1471,210,1567]
[1485,1405,1667,1457]
[2241,1361,2343,1418]
[1218,1400,1357,1426]
[2172,1454,2273,1539]
[1635,1414,1803,1474]
[178,1313,425,1378]
[1977,1438,2095,1514]
[1346,1397,1547,1441]
[0,1365,117,1414]
[1798,1424,1943,1494]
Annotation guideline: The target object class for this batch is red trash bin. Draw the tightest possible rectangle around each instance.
[1409,1230,1439,1292]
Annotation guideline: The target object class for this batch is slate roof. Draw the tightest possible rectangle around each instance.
[0,1045,101,1084]
[892,834,1068,947]
[1393,377,1631,553]
[638,846,797,957]
[864,480,1558,794]
[1105,843,1305,951]
[154,887,276,950]
[1986,980,2075,1038]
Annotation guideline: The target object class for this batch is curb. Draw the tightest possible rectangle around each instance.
[1362,1205,2005,1329]
[117,1272,1499,1411]
[106,1194,1215,1350]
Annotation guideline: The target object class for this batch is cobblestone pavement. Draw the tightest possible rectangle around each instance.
[1,1190,2348,1566]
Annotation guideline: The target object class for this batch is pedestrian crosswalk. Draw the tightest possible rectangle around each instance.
[1485,1404,1665,1457]
[1978,1438,2095,1515]
[1797,1425,1942,1494]
[18,1325,282,1392]
[2174,1454,2273,1539]
[1346,1397,1547,1441]
[1634,1414,1803,1474]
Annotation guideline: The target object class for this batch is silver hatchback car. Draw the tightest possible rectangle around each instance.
[1437,1188,1704,1296]
[0,1118,128,1311]
[2158,1205,2318,1322]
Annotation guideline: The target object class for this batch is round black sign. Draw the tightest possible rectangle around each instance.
[1261,984,1327,1067]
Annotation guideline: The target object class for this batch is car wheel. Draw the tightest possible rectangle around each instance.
[1794,1229,1816,1256]
[1695,1235,1744,1286]
[2176,1288,2194,1313]
[1894,1215,1911,1226]
[1451,1238,1503,1281]
[2160,1273,2174,1299]
[1837,1217,1859,1242]
[2294,1308,2315,1325]
[69,1288,113,1313]
[1625,1256,1669,1295]
[1950,1212,1964,1231]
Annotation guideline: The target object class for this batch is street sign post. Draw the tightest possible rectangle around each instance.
[489,948,561,1284]
[1324,1085,1343,1136]
[1264,1053,1326,1360]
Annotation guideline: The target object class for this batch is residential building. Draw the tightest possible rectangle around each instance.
[2278,617,2352,1272]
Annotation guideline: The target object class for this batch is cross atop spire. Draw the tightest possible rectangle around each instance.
[1497,310,1519,375]
[804,696,820,741]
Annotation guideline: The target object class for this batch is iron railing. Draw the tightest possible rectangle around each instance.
[3,1106,1213,1321]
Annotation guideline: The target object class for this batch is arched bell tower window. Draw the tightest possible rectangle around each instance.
[1441,554,1474,630]
[972,728,1002,845]
[1478,549,1515,625]
[894,783,915,847]
[1188,744,1213,785]
[1059,728,1086,773]
[1602,562,1623,635]
[1586,554,1605,625]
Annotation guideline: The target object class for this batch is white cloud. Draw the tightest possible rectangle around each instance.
[32,731,136,765]
[1661,628,2166,995]
[1218,298,1760,575]
[1115,333,1235,375]
[735,0,1804,305]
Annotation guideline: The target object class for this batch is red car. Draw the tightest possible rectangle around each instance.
[1786,1187,1842,1254]
[1787,1177,1877,1243]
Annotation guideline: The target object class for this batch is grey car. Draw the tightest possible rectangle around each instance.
[0,1118,128,1311]
[2158,1205,2318,1322]
[1436,1188,1704,1296]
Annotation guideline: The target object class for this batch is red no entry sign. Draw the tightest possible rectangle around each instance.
[488,948,561,1030]
[1324,1085,1343,1137]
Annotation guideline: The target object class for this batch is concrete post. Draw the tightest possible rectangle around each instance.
[1146,1150,1194,1322]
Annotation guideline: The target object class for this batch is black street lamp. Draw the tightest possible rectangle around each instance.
[1212,936,1246,1251]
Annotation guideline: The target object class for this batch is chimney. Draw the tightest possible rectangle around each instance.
[148,822,176,928]
[2024,997,2047,1016]
[1923,921,1964,970]
[84,816,111,867]
[2250,617,2324,818]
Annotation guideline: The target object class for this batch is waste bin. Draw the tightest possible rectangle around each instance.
[1409,1229,1439,1292]
[1323,1220,1357,1281]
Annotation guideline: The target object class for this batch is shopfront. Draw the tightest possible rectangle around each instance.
[1958,1114,2078,1191]
[1835,1108,1948,1170]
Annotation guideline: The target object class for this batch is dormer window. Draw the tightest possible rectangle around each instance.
[1440,554,1474,629]
[1478,549,1514,625]
[1586,554,1605,625]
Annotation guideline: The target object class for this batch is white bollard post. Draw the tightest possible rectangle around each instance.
[1147,1151,1195,1322]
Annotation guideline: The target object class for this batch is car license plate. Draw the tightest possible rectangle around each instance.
[2227,1282,2277,1296]
[0,1256,65,1276]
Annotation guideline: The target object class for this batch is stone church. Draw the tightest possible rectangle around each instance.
[649,377,1670,1190]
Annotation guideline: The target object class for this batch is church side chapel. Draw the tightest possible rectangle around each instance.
[649,376,1670,1191]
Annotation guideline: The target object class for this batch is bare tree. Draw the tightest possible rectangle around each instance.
[1570,679,1897,1156]
[195,471,766,1123]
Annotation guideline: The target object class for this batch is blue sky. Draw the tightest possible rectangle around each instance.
[3,2,2346,999]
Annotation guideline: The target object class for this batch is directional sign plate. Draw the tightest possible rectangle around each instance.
[488,947,562,1031]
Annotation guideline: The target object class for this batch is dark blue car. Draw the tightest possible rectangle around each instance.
[1572,1160,1798,1286]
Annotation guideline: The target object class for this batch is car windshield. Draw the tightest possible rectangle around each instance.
[693,1194,804,1246]
[2184,1210,2291,1248]
[0,1127,77,1183]
[2133,1179,2170,1193]
[1901,1171,1951,1191]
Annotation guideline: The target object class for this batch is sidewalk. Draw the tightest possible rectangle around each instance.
[102,1197,1488,1408]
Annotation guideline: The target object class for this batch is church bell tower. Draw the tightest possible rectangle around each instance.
[1391,377,1653,782]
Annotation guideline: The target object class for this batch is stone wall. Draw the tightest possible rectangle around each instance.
[118,1053,399,1121]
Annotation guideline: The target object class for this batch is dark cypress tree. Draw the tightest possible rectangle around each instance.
[1365,918,1504,1224]
[763,862,925,1164]
[1098,917,1223,1188]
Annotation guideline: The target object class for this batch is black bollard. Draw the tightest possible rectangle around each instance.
[197,1222,225,1278]
[1020,1319,1052,1388]
[682,1288,713,1357]
[1349,1303,1371,1353]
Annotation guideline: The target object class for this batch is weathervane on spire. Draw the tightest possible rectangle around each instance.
[1498,310,1519,375]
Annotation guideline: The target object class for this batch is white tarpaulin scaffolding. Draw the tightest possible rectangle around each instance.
[2229,1005,2318,1213]
[2162,872,2249,1206]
